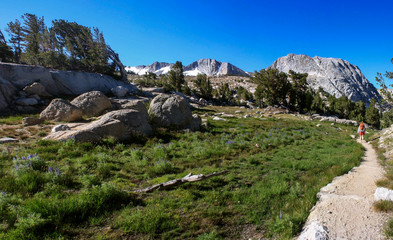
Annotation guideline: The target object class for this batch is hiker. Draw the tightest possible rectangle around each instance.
[358,122,366,142]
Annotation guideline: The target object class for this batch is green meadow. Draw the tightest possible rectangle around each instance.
[0,107,364,239]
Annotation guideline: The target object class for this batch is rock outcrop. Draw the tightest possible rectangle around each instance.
[70,91,112,118]
[40,99,83,122]
[0,77,17,110]
[267,54,381,104]
[0,62,138,111]
[148,94,200,131]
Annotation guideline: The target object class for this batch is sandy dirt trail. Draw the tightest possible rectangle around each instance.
[300,139,390,240]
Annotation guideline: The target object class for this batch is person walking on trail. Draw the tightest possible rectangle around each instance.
[358,122,366,142]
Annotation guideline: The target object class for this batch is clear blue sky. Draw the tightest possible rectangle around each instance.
[1,0,392,86]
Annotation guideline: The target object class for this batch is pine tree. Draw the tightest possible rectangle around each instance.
[288,70,309,111]
[194,73,213,99]
[311,88,326,113]
[21,13,46,65]
[252,69,290,106]
[365,98,380,128]
[217,83,233,103]
[0,30,13,62]
[167,61,185,92]
[6,19,22,63]
[349,100,366,122]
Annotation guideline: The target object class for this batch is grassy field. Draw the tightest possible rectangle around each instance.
[0,108,364,239]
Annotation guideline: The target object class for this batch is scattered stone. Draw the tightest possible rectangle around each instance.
[198,98,208,105]
[52,124,71,133]
[374,187,393,201]
[298,221,329,240]
[40,99,83,122]
[15,97,38,106]
[23,82,52,97]
[221,114,235,118]
[243,114,251,118]
[22,117,44,126]
[0,137,19,144]
[316,124,321,127]
[111,86,129,97]
[235,110,243,114]
[212,116,227,121]
[70,91,112,118]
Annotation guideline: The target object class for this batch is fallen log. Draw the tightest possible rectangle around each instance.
[134,170,228,193]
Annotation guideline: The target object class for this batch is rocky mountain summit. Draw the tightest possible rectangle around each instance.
[267,54,381,104]
[126,59,248,77]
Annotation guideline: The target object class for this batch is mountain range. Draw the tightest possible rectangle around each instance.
[125,59,248,76]
[126,54,381,104]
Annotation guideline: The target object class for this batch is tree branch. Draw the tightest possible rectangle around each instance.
[134,170,229,193]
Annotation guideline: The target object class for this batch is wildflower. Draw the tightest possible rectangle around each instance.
[14,165,19,171]
[226,140,235,144]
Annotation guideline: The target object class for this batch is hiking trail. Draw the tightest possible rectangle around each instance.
[298,138,390,240]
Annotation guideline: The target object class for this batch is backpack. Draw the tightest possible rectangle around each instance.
[360,123,365,130]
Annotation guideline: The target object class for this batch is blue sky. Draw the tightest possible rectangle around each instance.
[0,0,392,86]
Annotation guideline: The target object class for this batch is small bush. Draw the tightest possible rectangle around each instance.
[374,200,393,212]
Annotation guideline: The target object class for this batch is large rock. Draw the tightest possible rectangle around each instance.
[40,99,82,122]
[148,94,200,130]
[15,97,38,106]
[0,62,138,96]
[83,109,152,140]
[44,130,102,143]
[115,99,149,119]
[111,86,129,97]
[267,54,381,104]
[23,82,52,97]
[0,76,17,111]
[70,91,112,118]
[44,109,152,142]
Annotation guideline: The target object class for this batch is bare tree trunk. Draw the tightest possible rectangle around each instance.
[107,45,128,82]
[134,170,228,193]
